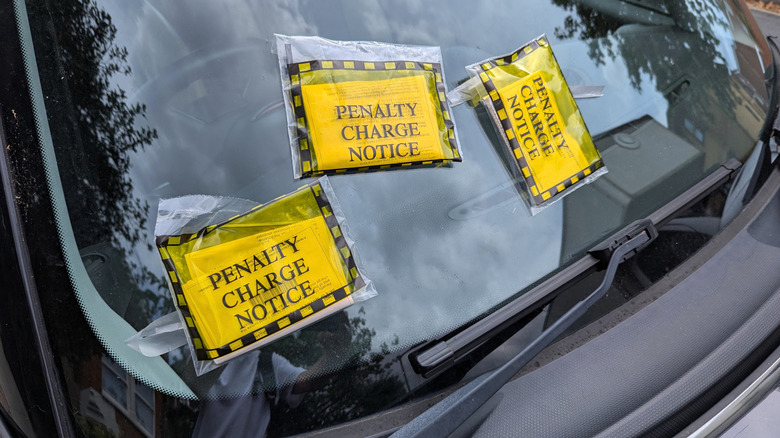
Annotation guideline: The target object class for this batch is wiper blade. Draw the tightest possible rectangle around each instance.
[393,221,657,438]
[410,158,742,378]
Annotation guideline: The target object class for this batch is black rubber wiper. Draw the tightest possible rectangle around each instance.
[410,159,742,378]
[392,221,657,438]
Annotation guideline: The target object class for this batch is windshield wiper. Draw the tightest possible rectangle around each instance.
[393,221,657,438]
[410,159,742,378]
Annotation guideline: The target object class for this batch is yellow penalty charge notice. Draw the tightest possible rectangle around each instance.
[477,36,604,208]
[289,60,460,177]
[157,181,366,362]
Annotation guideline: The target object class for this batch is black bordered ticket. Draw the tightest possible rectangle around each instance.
[472,35,605,210]
[276,35,462,178]
[157,179,367,361]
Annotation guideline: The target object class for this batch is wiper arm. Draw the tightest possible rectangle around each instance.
[411,158,742,378]
[393,221,657,438]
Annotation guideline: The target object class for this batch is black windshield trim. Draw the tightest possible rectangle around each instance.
[1,2,75,435]
[0,110,74,436]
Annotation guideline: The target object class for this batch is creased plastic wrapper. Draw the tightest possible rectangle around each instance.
[456,35,607,215]
[275,34,462,178]
[134,177,376,375]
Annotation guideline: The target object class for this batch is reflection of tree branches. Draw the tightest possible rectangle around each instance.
[551,0,755,144]
[552,0,620,66]
[27,0,170,332]
[50,0,156,249]
[30,0,171,318]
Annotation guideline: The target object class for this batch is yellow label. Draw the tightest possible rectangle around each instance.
[497,72,590,193]
[179,216,348,350]
[479,38,603,205]
[301,74,451,169]
[157,182,362,359]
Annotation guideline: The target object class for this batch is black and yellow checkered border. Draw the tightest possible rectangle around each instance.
[287,59,461,178]
[478,36,544,71]
[156,181,365,361]
[477,37,604,205]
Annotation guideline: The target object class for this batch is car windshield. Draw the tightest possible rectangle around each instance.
[16,0,770,435]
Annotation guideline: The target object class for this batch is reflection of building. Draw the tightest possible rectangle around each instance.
[79,388,119,436]
[101,355,156,437]
[73,354,160,437]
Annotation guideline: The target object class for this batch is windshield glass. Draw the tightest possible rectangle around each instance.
[18,0,769,435]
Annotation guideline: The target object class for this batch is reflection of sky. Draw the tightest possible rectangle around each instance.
[326,114,563,347]
[96,0,676,353]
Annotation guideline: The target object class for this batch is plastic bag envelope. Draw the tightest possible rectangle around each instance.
[465,35,606,214]
[155,177,375,371]
[276,34,462,178]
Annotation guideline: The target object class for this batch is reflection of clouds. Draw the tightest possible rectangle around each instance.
[104,0,318,88]
[357,203,562,348]
[330,107,562,349]
[103,0,323,203]
[98,0,679,356]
